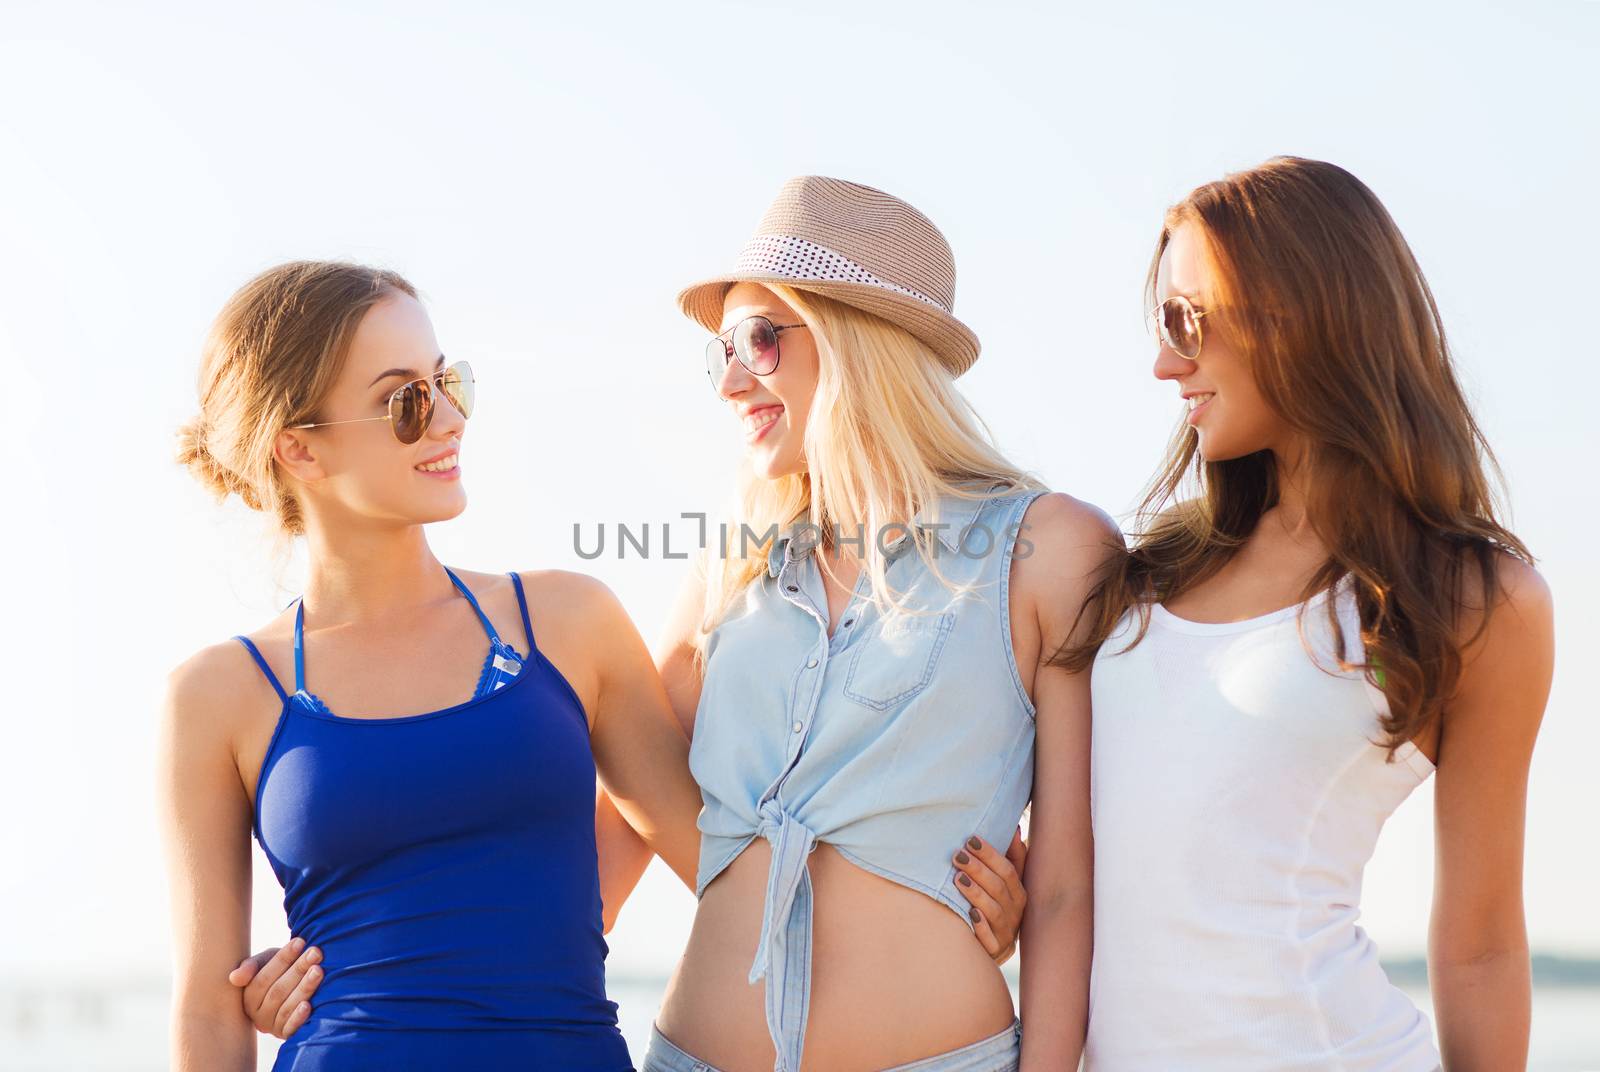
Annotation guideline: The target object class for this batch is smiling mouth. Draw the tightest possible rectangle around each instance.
[744,407,782,438]
[415,452,458,473]
[1187,393,1215,411]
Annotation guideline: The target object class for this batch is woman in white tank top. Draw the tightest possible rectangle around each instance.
[1051,157,1554,1070]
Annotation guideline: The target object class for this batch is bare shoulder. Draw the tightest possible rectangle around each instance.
[513,568,633,634]
[1487,554,1552,621]
[1010,491,1124,589]
[1461,552,1553,656]
[1459,553,1555,646]
[161,638,273,748]
[1433,552,1555,765]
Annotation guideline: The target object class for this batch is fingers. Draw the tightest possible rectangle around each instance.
[955,863,1008,941]
[273,962,323,1038]
[245,938,323,1035]
[953,834,1028,957]
[228,947,277,988]
[967,833,1021,888]
[277,999,313,1039]
[952,835,1018,909]
[967,903,1002,959]
[242,940,303,1018]
[1005,825,1028,881]
[260,944,322,1034]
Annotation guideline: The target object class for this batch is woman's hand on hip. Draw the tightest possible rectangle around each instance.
[227,938,323,1039]
[952,825,1028,965]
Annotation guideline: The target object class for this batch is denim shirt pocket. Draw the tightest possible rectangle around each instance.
[842,610,957,710]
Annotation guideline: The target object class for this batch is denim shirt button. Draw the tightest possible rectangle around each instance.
[806,658,818,668]
[792,720,803,733]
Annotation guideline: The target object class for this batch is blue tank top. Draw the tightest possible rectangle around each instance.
[233,568,633,1072]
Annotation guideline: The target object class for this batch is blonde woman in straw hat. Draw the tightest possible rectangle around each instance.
[617,176,1116,1072]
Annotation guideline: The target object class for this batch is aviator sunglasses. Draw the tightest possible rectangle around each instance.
[705,315,805,390]
[1149,294,1211,361]
[290,360,475,445]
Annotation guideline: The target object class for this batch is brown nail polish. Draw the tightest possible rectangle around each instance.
[967,836,982,851]
[958,872,972,886]
[969,906,980,922]
[954,850,970,865]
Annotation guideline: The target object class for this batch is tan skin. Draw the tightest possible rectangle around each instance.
[158,292,708,1070]
[212,292,1035,1052]
[634,284,1104,1071]
[1155,224,1554,1071]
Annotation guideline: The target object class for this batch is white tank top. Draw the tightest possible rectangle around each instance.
[1086,578,1441,1071]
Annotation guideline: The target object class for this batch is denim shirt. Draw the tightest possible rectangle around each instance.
[688,482,1046,1072]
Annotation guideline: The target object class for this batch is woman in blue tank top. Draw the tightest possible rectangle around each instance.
[161,261,710,1071]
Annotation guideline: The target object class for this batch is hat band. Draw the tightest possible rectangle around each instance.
[733,234,945,311]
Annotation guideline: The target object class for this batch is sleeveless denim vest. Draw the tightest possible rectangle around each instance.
[688,482,1047,1072]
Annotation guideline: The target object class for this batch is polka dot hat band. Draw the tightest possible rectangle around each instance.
[677,176,981,377]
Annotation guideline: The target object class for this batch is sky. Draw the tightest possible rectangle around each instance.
[1,0,1596,986]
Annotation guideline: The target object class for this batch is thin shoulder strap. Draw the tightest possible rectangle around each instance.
[445,567,502,645]
[507,571,535,652]
[233,635,289,704]
[291,598,307,694]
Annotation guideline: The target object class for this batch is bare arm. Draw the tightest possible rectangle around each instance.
[158,646,259,1071]
[596,782,656,931]
[591,556,713,919]
[574,573,705,889]
[1430,558,1553,1070]
[1015,493,1119,1072]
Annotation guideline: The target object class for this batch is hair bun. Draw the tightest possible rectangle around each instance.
[176,416,258,507]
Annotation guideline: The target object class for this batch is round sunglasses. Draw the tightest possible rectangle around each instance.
[705,315,805,390]
[290,360,475,445]
[1149,295,1210,361]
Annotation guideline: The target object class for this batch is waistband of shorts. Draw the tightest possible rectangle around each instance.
[641,1018,1022,1072]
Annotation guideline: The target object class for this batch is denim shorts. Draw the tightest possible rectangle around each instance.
[640,1017,1022,1072]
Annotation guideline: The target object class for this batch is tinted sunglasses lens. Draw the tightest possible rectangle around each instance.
[733,317,780,375]
[390,379,432,444]
[439,362,474,419]
[1162,299,1202,359]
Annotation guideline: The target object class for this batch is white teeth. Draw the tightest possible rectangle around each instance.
[416,453,458,472]
[1188,393,1215,411]
[744,409,781,434]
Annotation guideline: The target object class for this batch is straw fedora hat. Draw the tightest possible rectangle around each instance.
[677,176,980,377]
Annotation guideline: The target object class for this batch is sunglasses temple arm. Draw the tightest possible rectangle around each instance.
[289,415,393,430]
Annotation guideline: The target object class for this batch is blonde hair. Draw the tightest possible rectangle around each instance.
[693,283,1046,669]
[175,260,416,536]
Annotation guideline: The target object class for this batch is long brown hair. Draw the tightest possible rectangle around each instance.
[1051,156,1531,757]
[176,260,416,535]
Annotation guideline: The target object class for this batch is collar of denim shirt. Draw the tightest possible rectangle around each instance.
[765,485,996,578]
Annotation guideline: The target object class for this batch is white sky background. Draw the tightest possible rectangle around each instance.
[1,1,1595,985]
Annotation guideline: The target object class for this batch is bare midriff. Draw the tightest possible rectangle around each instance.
[653,838,1015,1072]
